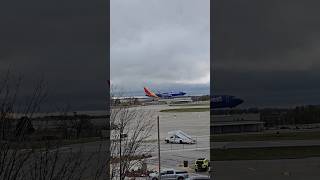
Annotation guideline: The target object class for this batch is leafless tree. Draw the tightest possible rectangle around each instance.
[56,111,95,139]
[0,72,109,180]
[110,88,156,180]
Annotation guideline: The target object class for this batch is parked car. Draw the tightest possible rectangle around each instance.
[149,169,189,180]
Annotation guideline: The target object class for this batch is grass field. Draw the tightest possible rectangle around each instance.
[160,107,210,112]
[212,131,320,142]
[212,146,320,161]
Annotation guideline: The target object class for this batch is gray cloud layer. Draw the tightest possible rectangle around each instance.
[4,0,315,109]
[111,0,210,91]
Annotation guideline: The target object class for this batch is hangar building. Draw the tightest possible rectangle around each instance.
[211,113,264,134]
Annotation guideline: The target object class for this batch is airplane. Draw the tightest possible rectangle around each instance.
[143,87,243,107]
[211,95,243,109]
[144,87,186,99]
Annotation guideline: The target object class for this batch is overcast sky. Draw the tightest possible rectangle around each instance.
[2,0,320,110]
[213,0,320,108]
[111,0,210,94]
[0,0,107,111]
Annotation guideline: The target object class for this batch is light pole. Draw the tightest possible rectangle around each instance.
[157,116,161,180]
[119,128,122,180]
[119,123,127,180]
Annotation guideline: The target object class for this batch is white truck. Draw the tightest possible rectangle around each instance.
[165,130,196,144]
[149,169,189,180]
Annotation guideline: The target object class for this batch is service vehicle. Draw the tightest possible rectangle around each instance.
[149,169,189,180]
[194,158,209,172]
[165,130,196,144]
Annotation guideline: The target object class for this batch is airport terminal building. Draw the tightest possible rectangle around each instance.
[211,113,264,134]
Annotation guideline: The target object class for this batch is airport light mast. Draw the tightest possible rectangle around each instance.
[119,123,127,180]
[119,126,122,179]
[157,115,161,180]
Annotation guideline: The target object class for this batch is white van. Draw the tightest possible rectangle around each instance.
[165,130,196,144]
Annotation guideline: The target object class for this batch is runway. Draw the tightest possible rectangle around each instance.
[38,104,320,179]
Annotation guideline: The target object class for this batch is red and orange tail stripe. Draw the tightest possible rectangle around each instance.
[144,87,159,98]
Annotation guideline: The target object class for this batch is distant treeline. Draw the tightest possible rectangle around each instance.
[9,114,109,121]
[212,105,320,126]
[191,95,210,101]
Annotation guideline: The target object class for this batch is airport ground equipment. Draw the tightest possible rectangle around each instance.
[165,130,196,144]
[194,158,209,172]
[148,169,189,180]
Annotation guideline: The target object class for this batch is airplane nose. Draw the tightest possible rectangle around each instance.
[236,98,244,105]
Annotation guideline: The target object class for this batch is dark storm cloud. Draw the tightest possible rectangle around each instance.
[213,0,320,107]
[0,0,107,111]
